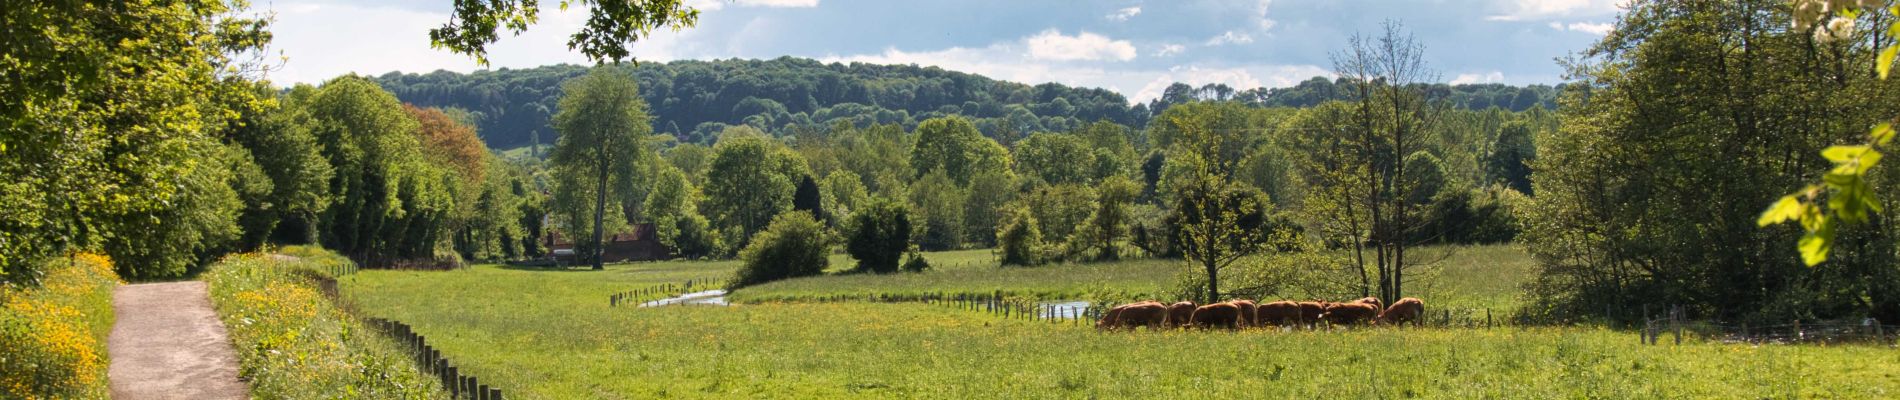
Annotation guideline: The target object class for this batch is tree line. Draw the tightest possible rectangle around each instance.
[369,58,1563,151]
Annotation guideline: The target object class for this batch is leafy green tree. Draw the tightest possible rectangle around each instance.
[1484,120,1536,195]
[102,143,249,279]
[996,203,1045,266]
[730,211,830,288]
[792,175,825,222]
[1165,104,1273,304]
[305,76,453,265]
[664,142,712,185]
[908,170,967,251]
[962,171,1017,246]
[911,116,1009,185]
[645,164,719,258]
[1075,175,1140,261]
[432,0,699,64]
[1403,151,1446,206]
[821,170,870,224]
[1013,133,1094,185]
[0,0,272,281]
[704,128,810,246]
[846,198,911,273]
[549,67,654,269]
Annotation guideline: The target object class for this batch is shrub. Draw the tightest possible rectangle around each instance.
[901,250,931,273]
[204,251,441,399]
[845,198,910,274]
[0,254,119,400]
[996,204,1044,266]
[731,212,831,288]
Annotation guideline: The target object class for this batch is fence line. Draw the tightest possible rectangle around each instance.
[608,277,725,307]
[364,318,504,400]
[1640,304,1898,346]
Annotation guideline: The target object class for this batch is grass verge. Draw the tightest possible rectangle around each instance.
[204,251,443,399]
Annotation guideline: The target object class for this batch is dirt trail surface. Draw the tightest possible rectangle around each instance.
[107,281,250,400]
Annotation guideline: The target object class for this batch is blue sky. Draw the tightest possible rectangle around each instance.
[264,0,1622,103]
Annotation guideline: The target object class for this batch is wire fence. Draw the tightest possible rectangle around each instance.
[1640,304,1899,346]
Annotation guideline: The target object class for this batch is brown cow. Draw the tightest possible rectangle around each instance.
[1350,296,1384,311]
[1378,297,1426,328]
[1164,301,1198,328]
[1227,299,1259,327]
[1321,302,1380,326]
[1096,301,1167,331]
[1256,301,1301,326]
[1190,302,1243,329]
[1295,301,1329,328]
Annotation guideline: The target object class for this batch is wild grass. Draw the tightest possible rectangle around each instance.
[0,253,119,399]
[344,244,1897,398]
[204,251,442,399]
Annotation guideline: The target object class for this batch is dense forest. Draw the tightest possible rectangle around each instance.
[370,57,1562,149]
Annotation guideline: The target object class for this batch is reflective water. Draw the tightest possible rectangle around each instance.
[639,289,729,307]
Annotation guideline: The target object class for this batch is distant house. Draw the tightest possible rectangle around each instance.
[545,223,672,263]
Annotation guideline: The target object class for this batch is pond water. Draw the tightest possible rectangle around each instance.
[639,290,729,307]
[1038,300,1092,319]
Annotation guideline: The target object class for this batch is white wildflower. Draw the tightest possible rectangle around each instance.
[1815,16,1856,43]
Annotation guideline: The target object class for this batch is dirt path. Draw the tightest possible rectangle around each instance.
[107,281,249,400]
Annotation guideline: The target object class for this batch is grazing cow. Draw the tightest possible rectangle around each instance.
[1378,297,1426,327]
[1321,302,1380,326]
[1350,296,1384,311]
[1190,302,1244,329]
[1165,301,1198,328]
[1097,301,1166,331]
[1227,299,1259,327]
[1296,301,1329,327]
[1257,301,1301,326]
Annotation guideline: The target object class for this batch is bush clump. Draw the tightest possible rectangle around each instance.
[845,198,911,274]
[0,253,119,400]
[204,250,442,399]
[731,212,831,288]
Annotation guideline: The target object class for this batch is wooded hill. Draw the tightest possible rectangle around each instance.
[370,57,1560,149]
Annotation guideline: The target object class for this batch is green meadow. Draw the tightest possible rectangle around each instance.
[341,245,1899,399]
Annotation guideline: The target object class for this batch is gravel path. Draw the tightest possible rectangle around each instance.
[107,281,249,400]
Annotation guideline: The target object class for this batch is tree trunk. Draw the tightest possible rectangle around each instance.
[591,161,609,270]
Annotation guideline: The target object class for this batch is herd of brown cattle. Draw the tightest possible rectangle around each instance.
[1095,297,1426,331]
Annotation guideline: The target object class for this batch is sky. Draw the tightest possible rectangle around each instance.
[262,0,1624,104]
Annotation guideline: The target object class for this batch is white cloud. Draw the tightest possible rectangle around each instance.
[1449,71,1506,85]
[266,1,691,86]
[1204,31,1255,46]
[1549,21,1614,35]
[1129,65,1331,103]
[822,40,1323,104]
[1486,0,1621,21]
[1153,44,1186,57]
[1255,0,1277,30]
[1024,29,1137,62]
[1106,6,1141,22]
[687,0,820,11]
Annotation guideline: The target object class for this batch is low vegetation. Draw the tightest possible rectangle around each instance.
[0,254,118,399]
[203,251,442,399]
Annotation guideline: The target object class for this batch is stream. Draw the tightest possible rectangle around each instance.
[639,290,729,307]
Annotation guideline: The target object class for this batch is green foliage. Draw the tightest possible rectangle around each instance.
[647,164,720,258]
[1403,151,1446,206]
[996,203,1045,267]
[704,129,810,246]
[792,174,825,222]
[549,67,656,268]
[961,171,1017,246]
[1013,133,1095,185]
[901,250,932,273]
[0,254,117,399]
[845,198,912,274]
[820,170,870,224]
[101,143,248,279]
[908,170,968,251]
[1073,176,1140,261]
[204,251,441,399]
[0,0,272,282]
[1484,121,1537,195]
[430,0,698,64]
[305,77,456,265]
[227,84,334,248]
[910,116,1011,185]
[1534,0,1900,323]
[731,212,830,288]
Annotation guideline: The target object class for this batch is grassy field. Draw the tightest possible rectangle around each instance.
[340,245,1899,399]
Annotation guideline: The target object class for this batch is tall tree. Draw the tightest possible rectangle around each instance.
[549,67,653,270]
[911,116,1009,185]
[845,197,912,274]
[1331,21,1442,304]
[1166,106,1272,304]
[703,128,809,246]
[306,77,455,265]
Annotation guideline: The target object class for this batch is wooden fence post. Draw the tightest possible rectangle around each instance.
[446,366,459,398]
[490,387,503,400]
[1485,308,1492,329]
